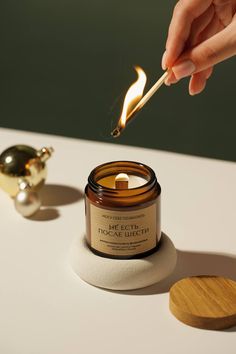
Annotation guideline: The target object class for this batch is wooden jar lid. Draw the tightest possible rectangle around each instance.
[169,276,236,330]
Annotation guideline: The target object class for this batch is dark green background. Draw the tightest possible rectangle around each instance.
[1,0,235,161]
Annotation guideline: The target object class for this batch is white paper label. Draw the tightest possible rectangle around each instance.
[90,200,160,256]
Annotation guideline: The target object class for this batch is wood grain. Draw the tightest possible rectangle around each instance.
[169,276,236,330]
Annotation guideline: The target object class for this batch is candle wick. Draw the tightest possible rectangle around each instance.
[115,173,129,189]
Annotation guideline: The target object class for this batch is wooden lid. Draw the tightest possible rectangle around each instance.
[169,276,236,330]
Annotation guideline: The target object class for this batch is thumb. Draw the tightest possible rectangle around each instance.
[171,23,236,80]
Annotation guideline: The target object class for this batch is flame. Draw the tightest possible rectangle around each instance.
[119,66,147,128]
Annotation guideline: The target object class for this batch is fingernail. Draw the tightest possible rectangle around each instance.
[172,60,195,80]
[167,77,178,85]
[165,79,171,86]
[189,86,204,96]
[165,71,178,86]
[161,51,167,70]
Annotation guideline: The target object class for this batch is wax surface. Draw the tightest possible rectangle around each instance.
[98,175,147,189]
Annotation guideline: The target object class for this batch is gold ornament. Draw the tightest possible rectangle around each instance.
[0,145,53,217]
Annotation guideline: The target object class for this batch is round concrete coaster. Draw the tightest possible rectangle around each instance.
[70,233,177,291]
[170,276,236,330]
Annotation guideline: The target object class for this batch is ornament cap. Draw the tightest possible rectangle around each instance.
[37,147,54,162]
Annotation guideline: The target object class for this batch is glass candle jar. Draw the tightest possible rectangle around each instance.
[85,161,161,259]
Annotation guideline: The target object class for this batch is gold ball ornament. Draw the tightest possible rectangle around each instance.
[0,145,53,217]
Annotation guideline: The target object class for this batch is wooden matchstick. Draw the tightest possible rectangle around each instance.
[111,70,170,138]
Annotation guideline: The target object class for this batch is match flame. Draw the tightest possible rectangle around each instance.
[119,66,147,128]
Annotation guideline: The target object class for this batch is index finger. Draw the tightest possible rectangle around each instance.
[164,0,212,68]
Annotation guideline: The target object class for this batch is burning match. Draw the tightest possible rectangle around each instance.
[111,68,169,138]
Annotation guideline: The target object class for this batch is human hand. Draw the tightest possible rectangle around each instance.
[162,0,236,95]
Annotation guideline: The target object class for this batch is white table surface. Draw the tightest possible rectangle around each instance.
[0,127,236,354]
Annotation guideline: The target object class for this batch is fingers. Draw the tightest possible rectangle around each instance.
[166,13,220,85]
[189,67,213,95]
[165,71,178,85]
[197,13,223,44]
[189,72,207,95]
[162,0,236,96]
[214,0,233,26]
[162,0,212,69]
[165,66,213,90]
[165,11,221,88]
[187,5,215,47]
[166,11,222,88]
[165,7,217,87]
[172,20,236,80]
[205,66,214,79]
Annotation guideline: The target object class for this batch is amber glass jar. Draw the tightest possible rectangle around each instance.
[85,161,161,259]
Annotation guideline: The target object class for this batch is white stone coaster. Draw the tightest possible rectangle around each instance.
[70,233,177,291]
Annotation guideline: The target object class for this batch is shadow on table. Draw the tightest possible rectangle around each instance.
[131,247,236,333]
[39,184,84,206]
[30,184,83,221]
[122,248,236,297]
[100,234,236,332]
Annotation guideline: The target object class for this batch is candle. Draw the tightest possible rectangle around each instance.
[85,161,161,259]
